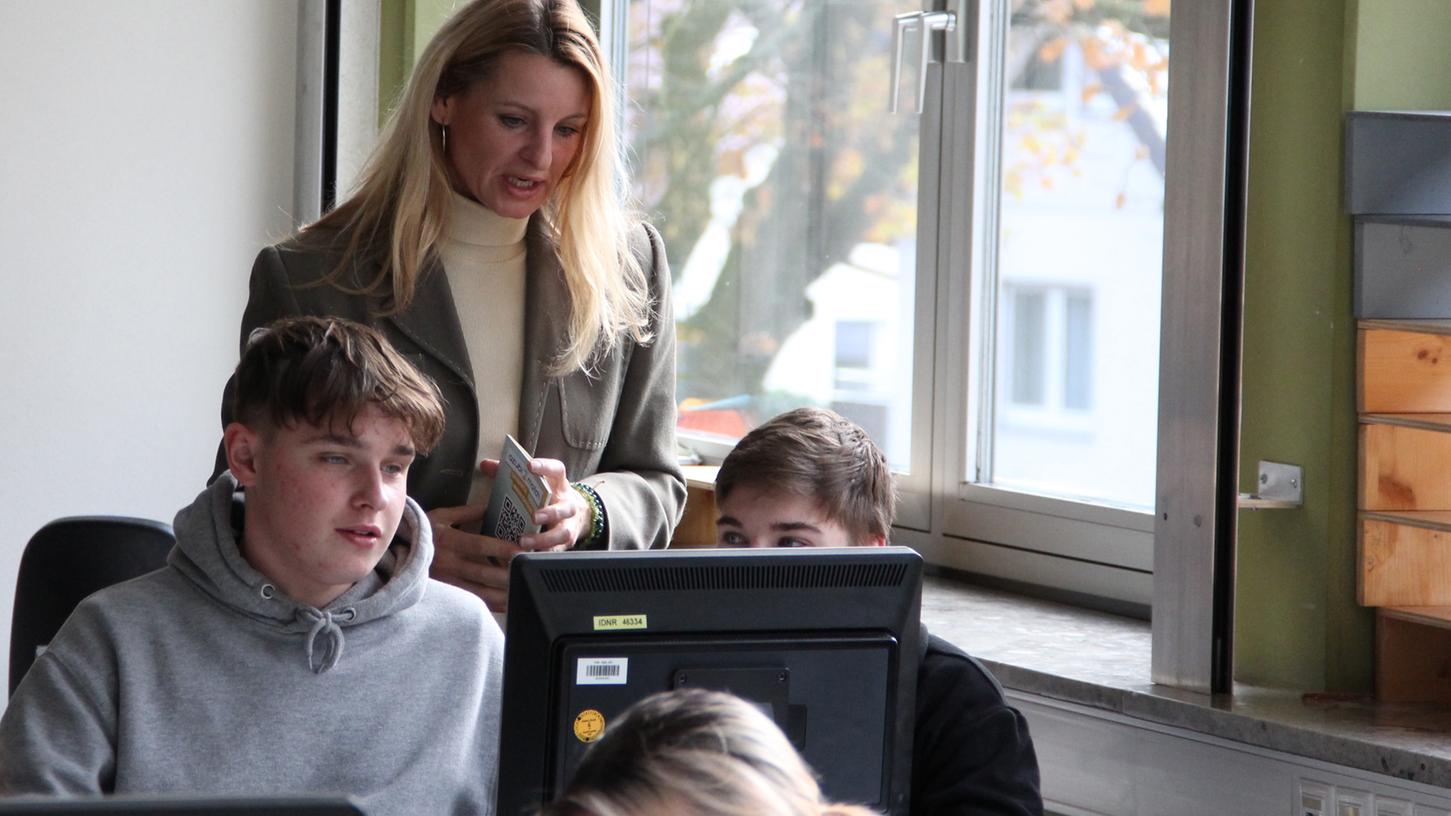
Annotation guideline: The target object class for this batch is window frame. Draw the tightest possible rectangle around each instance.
[595,0,1240,641]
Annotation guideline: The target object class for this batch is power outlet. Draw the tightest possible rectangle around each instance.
[1338,788,1372,816]
[1377,798,1412,816]
[1300,780,1332,816]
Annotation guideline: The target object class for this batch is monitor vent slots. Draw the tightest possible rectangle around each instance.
[540,562,910,593]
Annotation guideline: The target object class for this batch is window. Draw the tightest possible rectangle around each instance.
[999,286,1093,417]
[1064,293,1093,411]
[835,320,876,374]
[610,0,1205,607]
[1006,289,1048,407]
[994,285,1135,507]
[1001,287,1096,416]
[621,1,930,492]
[978,4,1165,514]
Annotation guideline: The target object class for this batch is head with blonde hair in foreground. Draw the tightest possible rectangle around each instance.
[540,689,881,816]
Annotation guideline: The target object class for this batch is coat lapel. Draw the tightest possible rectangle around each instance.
[385,255,475,389]
[519,219,570,452]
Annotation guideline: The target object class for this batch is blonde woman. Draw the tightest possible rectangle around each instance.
[541,689,882,816]
[218,0,684,611]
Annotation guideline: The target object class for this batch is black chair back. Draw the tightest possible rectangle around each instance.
[9,516,174,696]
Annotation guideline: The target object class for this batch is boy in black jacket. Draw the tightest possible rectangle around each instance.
[714,407,1044,816]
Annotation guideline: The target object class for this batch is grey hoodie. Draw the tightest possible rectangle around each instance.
[0,474,503,815]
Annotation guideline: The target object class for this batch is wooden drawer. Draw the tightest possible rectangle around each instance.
[1360,512,1451,606]
[1359,322,1451,412]
[1360,416,1451,510]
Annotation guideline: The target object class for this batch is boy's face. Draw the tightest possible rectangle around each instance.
[714,484,883,549]
[225,403,416,608]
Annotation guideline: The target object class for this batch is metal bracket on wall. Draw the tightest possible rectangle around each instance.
[1237,461,1303,509]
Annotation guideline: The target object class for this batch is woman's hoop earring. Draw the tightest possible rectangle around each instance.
[441,125,448,154]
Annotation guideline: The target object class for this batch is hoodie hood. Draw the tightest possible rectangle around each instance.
[168,472,434,673]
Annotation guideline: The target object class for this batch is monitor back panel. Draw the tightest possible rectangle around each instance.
[554,633,897,804]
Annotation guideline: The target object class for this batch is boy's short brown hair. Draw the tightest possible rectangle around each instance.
[231,316,446,453]
[715,407,895,543]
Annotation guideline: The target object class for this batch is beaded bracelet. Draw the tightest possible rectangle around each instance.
[571,482,607,549]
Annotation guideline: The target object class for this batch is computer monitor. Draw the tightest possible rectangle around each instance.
[495,546,922,816]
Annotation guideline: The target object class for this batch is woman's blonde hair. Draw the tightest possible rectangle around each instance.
[309,0,651,374]
[539,689,882,816]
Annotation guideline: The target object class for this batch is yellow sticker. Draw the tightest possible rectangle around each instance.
[592,614,647,631]
[574,709,606,743]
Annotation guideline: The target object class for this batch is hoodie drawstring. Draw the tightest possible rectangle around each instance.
[300,608,355,673]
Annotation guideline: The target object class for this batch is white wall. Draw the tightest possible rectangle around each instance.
[0,2,299,703]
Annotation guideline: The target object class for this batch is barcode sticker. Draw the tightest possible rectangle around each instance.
[577,657,629,685]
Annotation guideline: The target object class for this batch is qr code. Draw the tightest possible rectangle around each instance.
[495,499,527,543]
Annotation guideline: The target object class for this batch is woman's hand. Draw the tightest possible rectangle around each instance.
[427,501,521,612]
[519,457,591,552]
[424,457,591,611]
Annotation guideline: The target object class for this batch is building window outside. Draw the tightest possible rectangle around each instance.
[1002,286,1093,415]
[1008,289,1048,407]
[835,320,876,373]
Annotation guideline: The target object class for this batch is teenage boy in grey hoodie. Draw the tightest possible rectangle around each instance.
[0,316,504,814]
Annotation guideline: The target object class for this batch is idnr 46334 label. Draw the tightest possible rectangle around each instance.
[577,657,628,685]
[592,614,647,631]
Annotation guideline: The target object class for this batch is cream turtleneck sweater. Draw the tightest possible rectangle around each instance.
[438,191,529,505]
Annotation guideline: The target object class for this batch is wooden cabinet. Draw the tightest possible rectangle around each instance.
[669,465,720,549]
[1375,607,1451,705]
[1358,321,1451,702]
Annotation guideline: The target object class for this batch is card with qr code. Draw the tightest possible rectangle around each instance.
[482,434,551,543]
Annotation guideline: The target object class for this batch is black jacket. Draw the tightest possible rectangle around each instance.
[913,627,1044,815]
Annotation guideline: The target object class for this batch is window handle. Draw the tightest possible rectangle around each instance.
[889,10,954,114]
[890,1,974,114]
